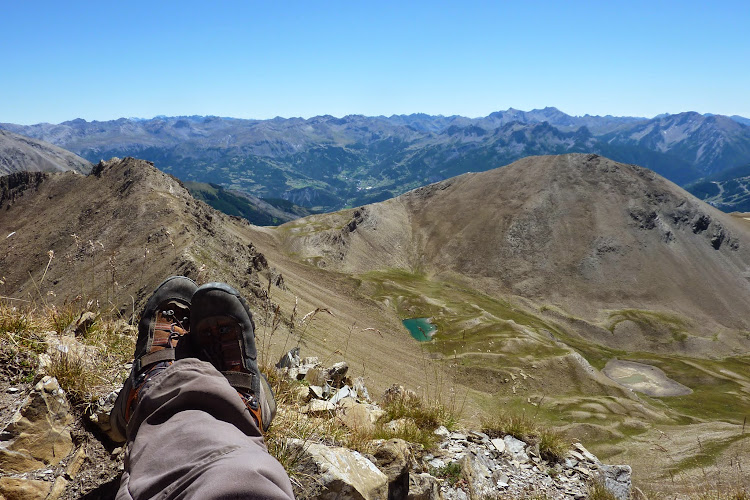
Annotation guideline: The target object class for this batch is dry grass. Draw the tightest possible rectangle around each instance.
[0,297,136,408]
[47,350,100,405]
[587,480,618,500]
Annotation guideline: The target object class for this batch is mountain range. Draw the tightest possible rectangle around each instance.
[3,108,749,213]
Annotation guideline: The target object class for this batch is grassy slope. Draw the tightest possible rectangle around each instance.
[353,268,750,490]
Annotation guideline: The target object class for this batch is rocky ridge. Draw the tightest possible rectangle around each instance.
[0,157,284,314]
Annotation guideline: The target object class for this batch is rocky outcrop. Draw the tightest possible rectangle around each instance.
[0,171,48,206]
[276,349,632,500]
[0,377,74,474]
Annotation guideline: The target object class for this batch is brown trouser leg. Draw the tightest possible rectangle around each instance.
[117,359,294,500]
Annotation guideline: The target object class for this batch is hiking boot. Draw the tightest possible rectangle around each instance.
[190,282,276,433]
[110,276,197,442]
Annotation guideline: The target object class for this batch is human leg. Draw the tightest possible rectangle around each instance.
[112,277,293,500]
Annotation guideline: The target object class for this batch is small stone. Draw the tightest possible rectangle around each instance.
[384,418,411,433]
[112,447,123,458]
[329,385,351,404]
[308,385,325,400]
[6,387,19,394]
[434,426,450,438]
[47,476,69,500]
[428,458,445,469]
[503,435,529,462]
[305,399,336,416]
[573,442,600,463]
[468,430,489,443]
[568,450,585,462]
[65,448,87,479]
[276,347,301,369]
[352,376,370,402]
[71,311,97,336]
[43,377,60,393]
[491,438,506,453]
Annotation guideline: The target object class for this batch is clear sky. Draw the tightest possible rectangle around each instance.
[2,0,748,124]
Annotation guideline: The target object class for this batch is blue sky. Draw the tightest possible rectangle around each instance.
[2,1,748,124]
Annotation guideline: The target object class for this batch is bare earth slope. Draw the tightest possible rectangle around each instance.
[0,158,276,313]
[0,129,92,175]
[281,153,750,356]
[0,157,432,396]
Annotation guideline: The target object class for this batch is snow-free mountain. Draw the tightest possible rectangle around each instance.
[3,108,749,212]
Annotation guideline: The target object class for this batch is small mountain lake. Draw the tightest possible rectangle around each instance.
[402,318,436,342]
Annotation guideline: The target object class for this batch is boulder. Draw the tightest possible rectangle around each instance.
[288,439,388,500]
[337,398,383,433]
[0,478,52,500]
[327,362,350,388]
[305,362,349,388]
[371,439,411,500]
[0,376,74,473]
[596,464,632,500]
[503,435,529,462]
[460,452,496,498]
[382,385,419,406]
[407,473,441,500]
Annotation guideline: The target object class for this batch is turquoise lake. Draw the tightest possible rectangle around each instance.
[402,318,436,342]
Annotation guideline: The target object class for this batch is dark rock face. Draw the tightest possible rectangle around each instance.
[0,171,48,206]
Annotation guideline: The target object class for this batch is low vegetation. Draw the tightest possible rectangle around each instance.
[2,292,749,498]
[481,411,568,462]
